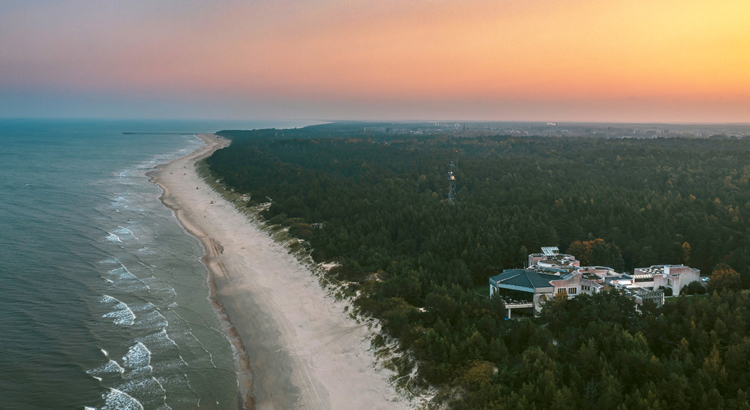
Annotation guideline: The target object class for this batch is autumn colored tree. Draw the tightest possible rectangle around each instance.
[708,263,742,293]
[567,239,621,269]
[567,239,607,265]
[566,240,591,265]
[682,242,692,264]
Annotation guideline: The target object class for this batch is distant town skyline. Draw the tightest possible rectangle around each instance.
[1,0,748,122]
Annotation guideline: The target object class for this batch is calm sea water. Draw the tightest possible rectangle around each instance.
[0,119,311,410]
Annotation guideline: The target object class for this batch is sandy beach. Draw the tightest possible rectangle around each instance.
[147,134,409,410]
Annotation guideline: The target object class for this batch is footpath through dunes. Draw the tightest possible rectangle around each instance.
[148,134,409,410]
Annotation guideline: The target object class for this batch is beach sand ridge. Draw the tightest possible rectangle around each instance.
[148,134,410,410]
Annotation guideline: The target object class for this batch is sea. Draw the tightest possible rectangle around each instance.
[0,119,312,410]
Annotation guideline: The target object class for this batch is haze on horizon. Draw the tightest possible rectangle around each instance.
[1,0,748,123]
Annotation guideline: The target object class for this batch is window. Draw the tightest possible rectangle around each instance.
[582,285,590,291]
[568,287,577,295]
[557,288,567,294]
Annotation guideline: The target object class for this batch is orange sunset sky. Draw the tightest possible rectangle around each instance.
[1,0,748,122]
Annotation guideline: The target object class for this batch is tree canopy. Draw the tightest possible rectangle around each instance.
[206,126,750,409]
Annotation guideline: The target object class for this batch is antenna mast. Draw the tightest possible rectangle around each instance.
[447,150,458,203]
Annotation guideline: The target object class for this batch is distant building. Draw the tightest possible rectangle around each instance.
[577,266,622,282]
[489,269,557,318]
[632,289,665,310]
[489,268,602,318]
[631,265,700,296]
[527,247,580,273]
[490,247,700,318]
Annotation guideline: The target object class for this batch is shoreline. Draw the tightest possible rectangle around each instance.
[147,134,409,410]
[146,134,254,409]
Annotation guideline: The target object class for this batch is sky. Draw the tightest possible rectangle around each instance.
[1,0,749,123]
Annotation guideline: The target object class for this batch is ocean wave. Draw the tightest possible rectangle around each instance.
[87,349,126,377]
[88,358,126,377]
[130,305,169,331]
[112,226,139,241]
[100,387,144,410]
[123,341,153,377]
[105,259,151,290]
[116,376,172,409]
[101,295,136,326]
[106,232,122,243]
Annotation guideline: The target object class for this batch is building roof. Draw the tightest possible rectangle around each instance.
[490,269,558,291]
[634,264,698,278]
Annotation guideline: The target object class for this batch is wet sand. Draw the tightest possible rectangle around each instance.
[148,134,408,410]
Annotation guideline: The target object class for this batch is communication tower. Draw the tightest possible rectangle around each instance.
[446,150,458,203]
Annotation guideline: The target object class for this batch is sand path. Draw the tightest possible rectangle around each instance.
[148,134,408,410]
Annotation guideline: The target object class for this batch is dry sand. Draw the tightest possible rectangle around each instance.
[148,134,410,410]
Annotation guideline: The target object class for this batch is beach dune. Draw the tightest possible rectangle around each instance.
[148,134,408,410]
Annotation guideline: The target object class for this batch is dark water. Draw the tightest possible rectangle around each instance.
[0,119,311,410]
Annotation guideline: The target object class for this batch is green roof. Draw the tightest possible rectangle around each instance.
[489,269,558,291]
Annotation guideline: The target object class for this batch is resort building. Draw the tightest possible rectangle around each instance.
[490,247,704,318]
[489,269,556,318]
[489,268,598,317]
[631,289,666,309]
[631,265,700,296]
[527,247,580,273]
[577,266,622,282]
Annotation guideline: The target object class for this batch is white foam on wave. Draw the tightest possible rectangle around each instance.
[123,342,152,374]
[101,295,136,326]
[109,194,130,209]
[87,357,126,377]
[160,328,178,349]
[100,258,118,264]
[137,247,156,255]
[106,232,122,243]
[107,259,151,290]
[107,267,133,280]
[135,327,180,358]
[130,304,169,332]
[101,387,144,410]
[112,226,139,241]
[87,350,118,381]
[151,376,172,410]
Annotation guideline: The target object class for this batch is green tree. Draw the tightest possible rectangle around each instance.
[590,240,614,267]
[638,246,658,267]
[683,280,706,295]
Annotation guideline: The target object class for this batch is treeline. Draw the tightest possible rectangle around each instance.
[206,127,750,408]
[453,290,750,410]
